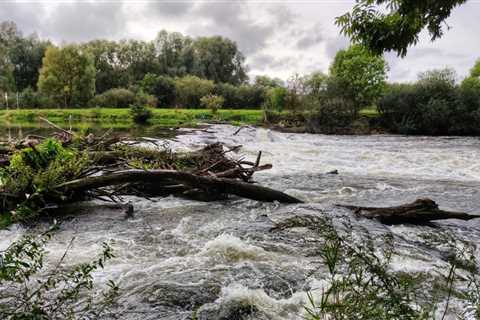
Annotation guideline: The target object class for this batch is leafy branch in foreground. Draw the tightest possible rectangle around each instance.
[304,220,480,320]
[0,226,119,319]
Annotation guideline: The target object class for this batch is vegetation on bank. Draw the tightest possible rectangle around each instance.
[0,108,267,127]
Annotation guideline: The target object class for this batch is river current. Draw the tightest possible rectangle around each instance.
[1,125,480,319]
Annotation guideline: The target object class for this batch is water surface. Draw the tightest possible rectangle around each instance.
[1,125,479,319]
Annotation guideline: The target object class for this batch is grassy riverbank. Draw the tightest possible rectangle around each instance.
[0,108,266,127]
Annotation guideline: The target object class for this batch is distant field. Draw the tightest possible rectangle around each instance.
[0,108,265,127]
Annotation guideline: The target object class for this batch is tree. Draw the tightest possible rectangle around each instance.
[38,45,96,108]
[254,75,284,88]
[154,30,193,76]
[174,75,214,108]
[469,59,480,78]
[9,36,49,91]
[336,0,467,57]
[329,45,387,112]
[191,36,248,85]
[140,73,176,107]
[83,40,128,93]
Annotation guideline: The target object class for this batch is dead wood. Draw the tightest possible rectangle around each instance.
[58,169,302,204]
[337,198,480,225]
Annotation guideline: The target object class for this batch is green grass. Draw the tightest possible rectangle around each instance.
[359,106,379,117]
[0,108,265,127]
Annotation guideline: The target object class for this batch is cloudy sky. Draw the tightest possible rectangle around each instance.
[1,0,479,82]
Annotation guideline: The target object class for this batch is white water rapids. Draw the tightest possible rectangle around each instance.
[1,125,480,319]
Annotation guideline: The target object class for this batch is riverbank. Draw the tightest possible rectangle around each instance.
[0,108,267,127]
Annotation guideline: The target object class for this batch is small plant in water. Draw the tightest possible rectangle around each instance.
[130,103,152,124]
[0,225,119,319]
[304,220,480,320]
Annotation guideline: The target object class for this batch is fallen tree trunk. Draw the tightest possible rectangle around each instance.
[337,198,480,225]
[58,169,302,204]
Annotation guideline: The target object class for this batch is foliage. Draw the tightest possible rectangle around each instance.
[191,36,247,85]
[130,103,152,124]
[140,73,176,107]
[330,44,387,113]
[214,83,265,109]
[378,68,480,135]
[305,98,357,133]
[0,139,89,221]
[336,0,467,57]
[38,45,96,108]
[89,88,136,108]
[305,219,480,320]
[263,87,288,112]
[174,75,214,108]
[0,228,119,319]
[200,94,224,114]
[254,75,284,88]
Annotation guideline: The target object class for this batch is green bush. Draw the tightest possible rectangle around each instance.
[305,98,356,133]
[129,103,152,124]
[0,228,119,319]
[214,83,265,109]
[378,68,480,135]
[140,73,176,107]
[89,88,136,108]
[263,87,288,111]
[174,75,214,108]
[200,94,224,114]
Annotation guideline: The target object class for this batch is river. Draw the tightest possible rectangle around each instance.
[1,125,480,319]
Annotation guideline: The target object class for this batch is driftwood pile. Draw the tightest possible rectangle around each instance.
[1,120,478,226]
[0,125,302,224]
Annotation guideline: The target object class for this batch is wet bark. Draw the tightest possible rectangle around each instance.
[59,169,302,204]
[337,198,480,225]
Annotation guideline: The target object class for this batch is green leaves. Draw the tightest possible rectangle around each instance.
[0,231,119,319]
[336,0,467,57]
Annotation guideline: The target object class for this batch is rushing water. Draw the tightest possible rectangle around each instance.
[1,125,480,319]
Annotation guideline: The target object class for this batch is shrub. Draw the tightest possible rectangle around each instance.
[140,73,176,107]
[263,87,288,111]
[200,94,224,114]
[378,68,480,135]
[305,97,356,133]
[0,228,119,319]
[174,75,214,108]
[214,83,265,109]
[130,103,152,124]
[89,88,136,108]
[18,87,54,108]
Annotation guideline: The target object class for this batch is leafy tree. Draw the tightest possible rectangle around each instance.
[303,71,328,97]
[337,0,467,57]
[467,58,480,79]
[83,40,128,93]
[154,30,193,76]
[117,39,158,87]
[263,87,288,111]
[200,94,224,114]
[191,36,248,85]
[38,45,96,108]
[140,73,176,107]
[9,36,49,91]
[330,45,387,113]
[174,75,214,108]
[254,75,284,88]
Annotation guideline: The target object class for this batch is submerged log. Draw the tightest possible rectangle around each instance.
[338,198,480,225]
[58,169,302,204]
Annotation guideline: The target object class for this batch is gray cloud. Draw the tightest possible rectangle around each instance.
[0,2,46,37]
[295,23,324,49]
[45,2,126,42]
[186,2,294,55]
[325,36,350,59]
[143,1,193,17]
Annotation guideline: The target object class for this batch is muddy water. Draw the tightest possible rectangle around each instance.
[1,125,480,319]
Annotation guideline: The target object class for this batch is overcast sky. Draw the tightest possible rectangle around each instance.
[1,0,479,82]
